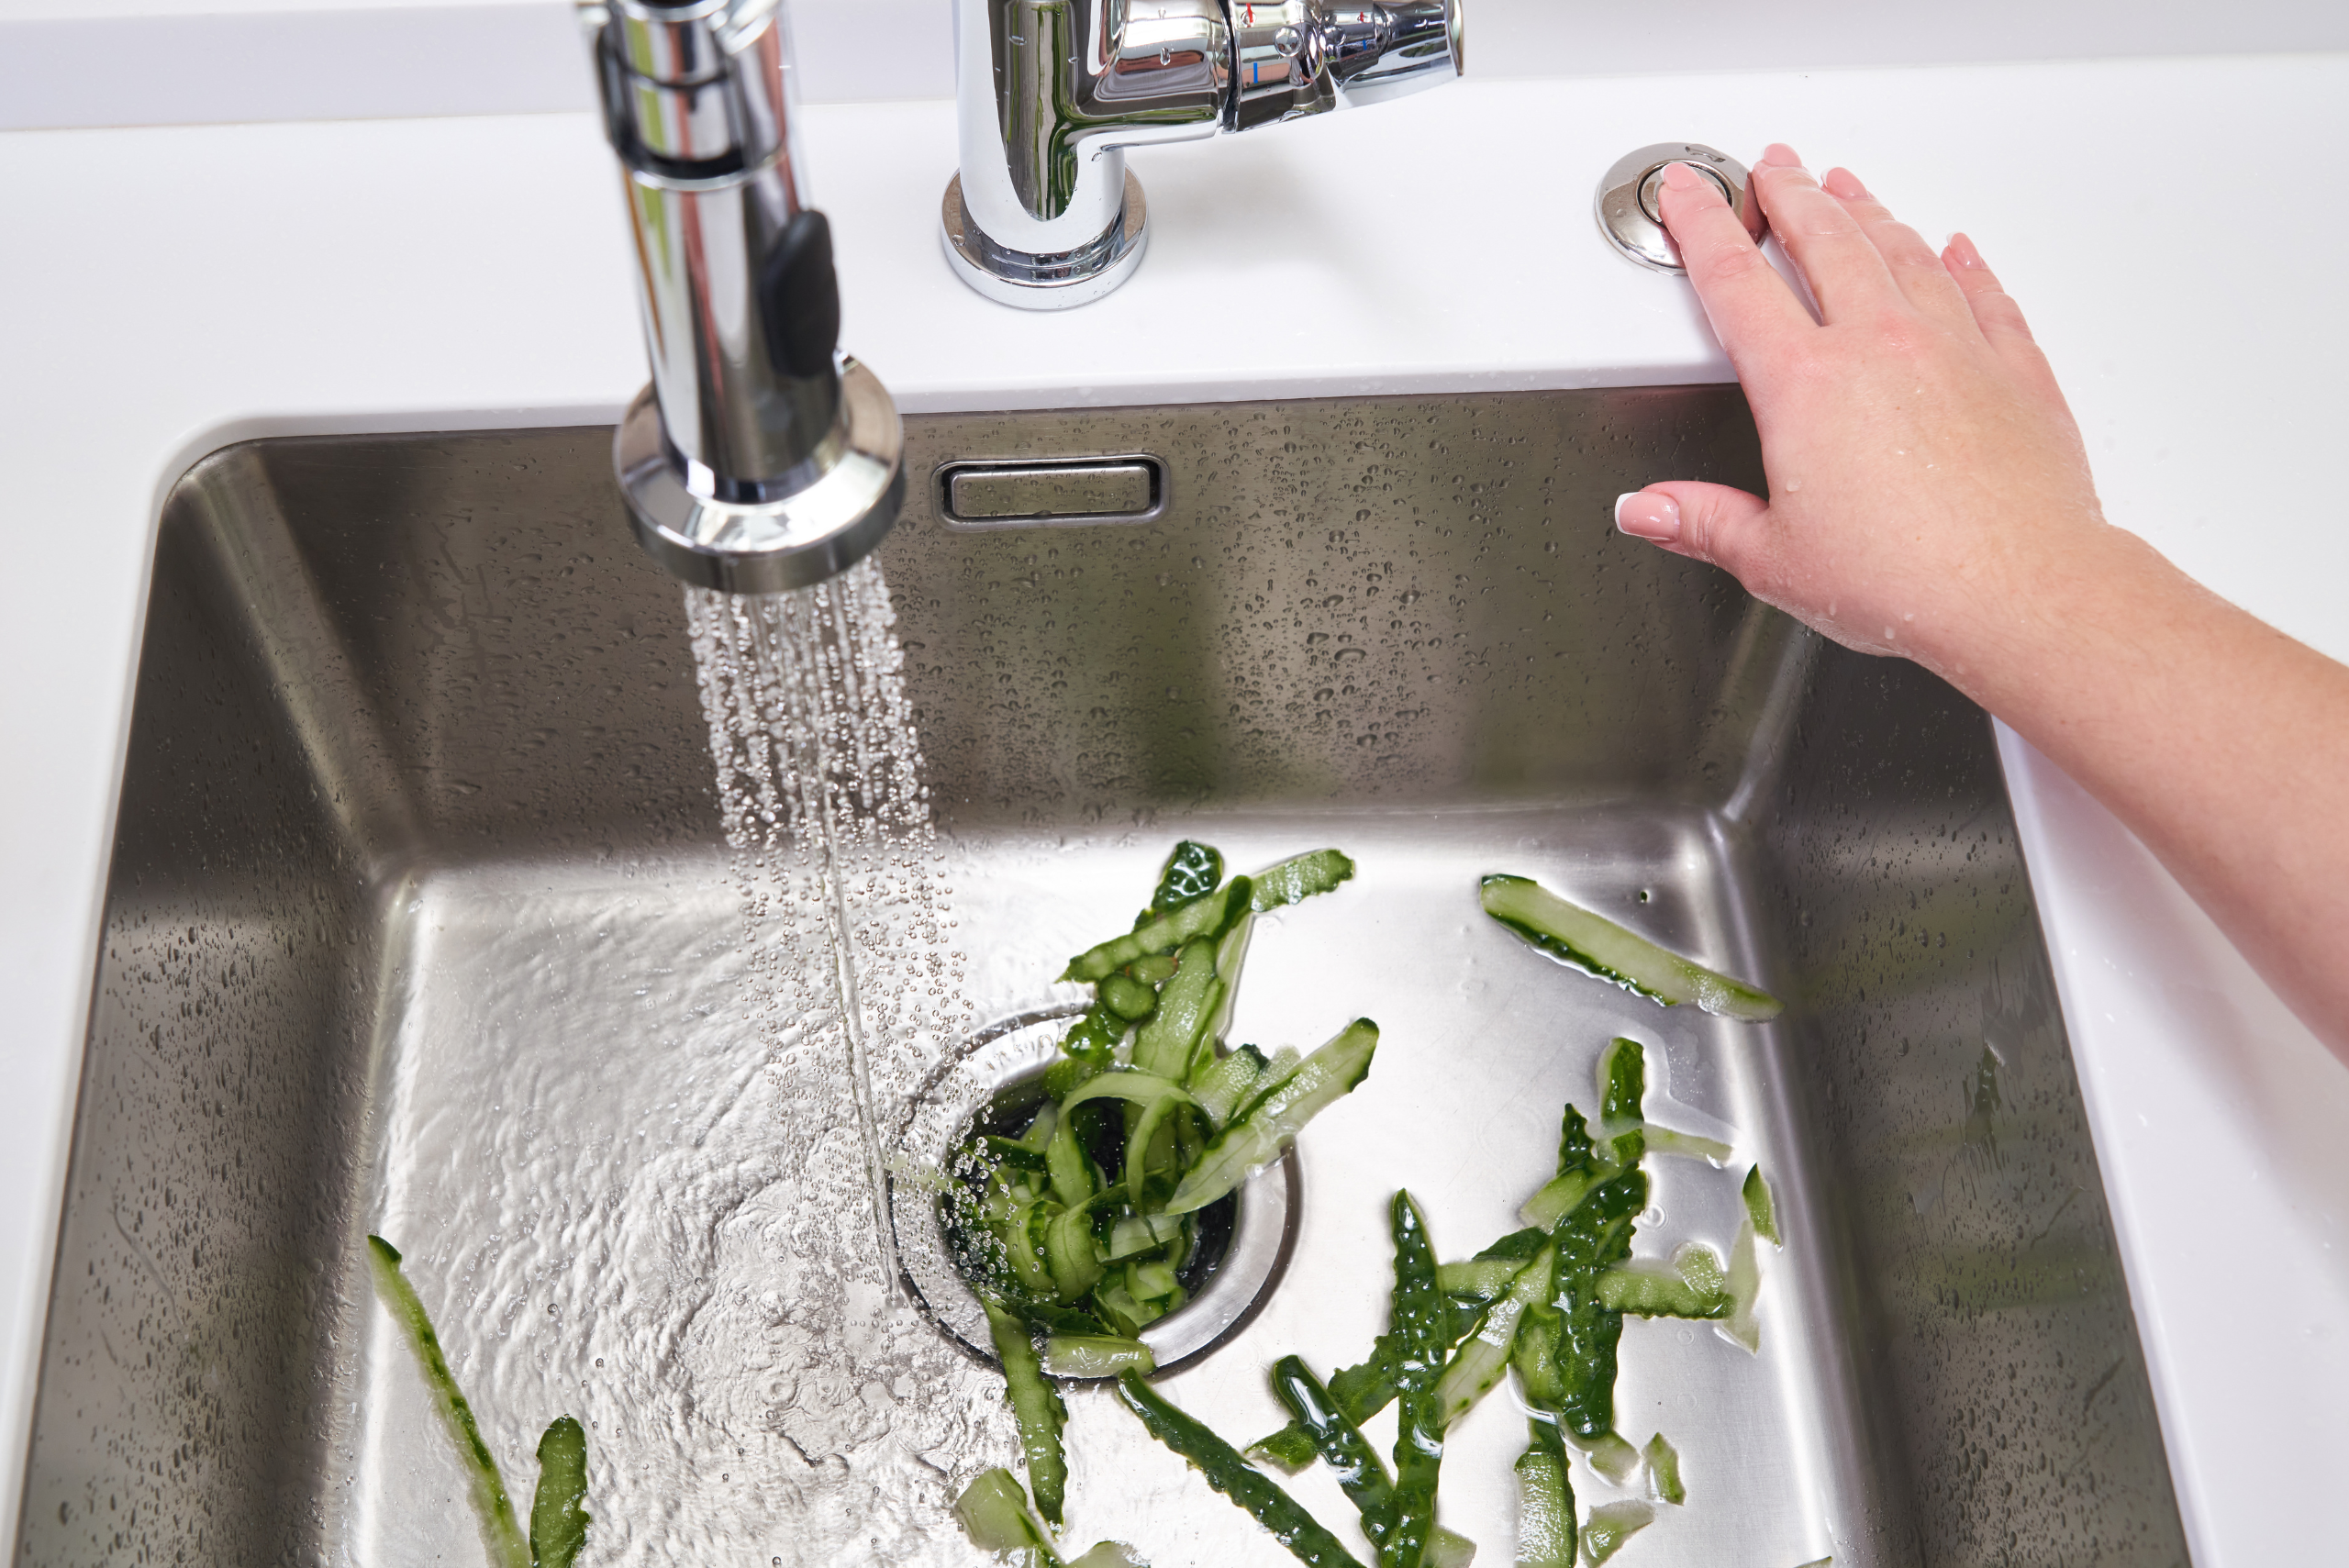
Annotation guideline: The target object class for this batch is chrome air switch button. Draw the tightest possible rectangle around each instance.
[1597,141,1767,273]
[1638,161,1733,223]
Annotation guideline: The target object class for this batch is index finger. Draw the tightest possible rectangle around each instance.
[1653,161,1812,370]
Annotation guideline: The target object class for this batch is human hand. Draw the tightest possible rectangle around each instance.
[1617,146,2349,1060]
[1613,145,2108,684]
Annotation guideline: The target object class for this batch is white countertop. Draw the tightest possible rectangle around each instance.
[2,40,2344,1564]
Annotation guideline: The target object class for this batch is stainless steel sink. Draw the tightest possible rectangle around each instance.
[17,390,2189,1565]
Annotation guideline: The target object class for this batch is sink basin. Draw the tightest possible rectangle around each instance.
[18,391,2188,1565]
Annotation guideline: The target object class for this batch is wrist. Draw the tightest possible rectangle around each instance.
[1903,516,2165,718]
[1931,520,2210,745]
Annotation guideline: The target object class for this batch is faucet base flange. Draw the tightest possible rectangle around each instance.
[940,171,1149,310]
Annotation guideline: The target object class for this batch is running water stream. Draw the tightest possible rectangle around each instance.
[677,560,996,1562]
[685,564,939,1293]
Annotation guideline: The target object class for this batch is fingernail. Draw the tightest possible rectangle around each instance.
[1758,142,1803,169]
[1823,167,1872,200]
[1614,492,1682,543]
[1659,161,1709,194]
[1945,231,1985,268]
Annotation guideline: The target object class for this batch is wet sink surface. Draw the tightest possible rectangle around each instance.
[19,392,2188,1565]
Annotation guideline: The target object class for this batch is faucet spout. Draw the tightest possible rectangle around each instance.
[942,0,1464,308]
[581,0,906,593]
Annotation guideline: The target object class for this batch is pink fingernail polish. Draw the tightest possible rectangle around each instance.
[1614,492,1682,543]
[1659,161,1705,193]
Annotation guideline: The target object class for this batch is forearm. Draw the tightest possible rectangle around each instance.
[1929,524,2349,1056]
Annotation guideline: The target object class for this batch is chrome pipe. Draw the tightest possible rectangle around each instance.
[580,0,905,593]
[942,0,1464,308]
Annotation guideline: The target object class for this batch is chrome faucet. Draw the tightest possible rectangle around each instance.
[578,0,905,593]
[941,0,1465,307]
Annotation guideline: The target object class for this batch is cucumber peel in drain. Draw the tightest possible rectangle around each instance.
[948,841,1372,1562]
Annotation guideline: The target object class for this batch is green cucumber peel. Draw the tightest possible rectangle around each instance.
[1063,879,1252,984]
[1065,1543,1149,1568]
[1642,1432,1685,1506]
[1113,1371,1364,1568]
[1382,1192,1448,1568]
[1166,1019,1377,1214]
[1438,1225,1551,1299]
[1043,1334,1157,1379]
[1479,875,1782,1021]
[1129,952,1180,985]
[1065,1544,1149,1568]
[1270,1355,1397,1548]
[1545,1165,1648,1440]
[1520,1169,1601,1231]
[1131,940,1220,1079]
[1094,1279,1160,1337]
[1643,1127,1734,1163]
[1386,1192,1448,1396]
[985,1297,1072,1526]
[985,1136,1052,1173]
[998,1200,1060,1298]
[1044,1204,1106,1302]
[1595,1243,1731,1320]
[1513,1422,1576,1568]
[1423,1527,1476,1568]
[1594,1038,1650,1168]
[1743,1164,1781,1246]
[1058,1071,1199,1114]
[1105,1213,1186,1261]
[1436,1257,1528,1301]
[529,1417,592,1568]
[1521,1105,1614,1229]
[1383,1391,1443,1568]
[1597,1039,1644,1130]
[1570,1429,1643,1487]
[365,1236,530,1568]
[1190,1046,1267,1128]
[1056,1006,1128,1070]
[1123,1092,1190,1208]
[1247,1424,1320,1474]
[1126,1256,1182,1302]
[1098,973,1158,1020]
[1579,1500,1654,1566]
[1432,1246,1553,1429]
[1202,911,1256,1053]
[1153,840,1225,911]
[1328,1335,1404,1424]
[1723,1219,1763,1353]
[1251,849,1357,911]
[954,1467,1062,1563]
[1045,1112,1097,1210]
[1252,1331,1409,1466]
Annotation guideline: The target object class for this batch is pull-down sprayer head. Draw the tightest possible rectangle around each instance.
[582,0,905,593]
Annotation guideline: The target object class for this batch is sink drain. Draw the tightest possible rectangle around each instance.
[890,1005,1298,1375]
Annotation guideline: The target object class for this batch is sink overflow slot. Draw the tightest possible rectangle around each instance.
[936,455,1168,528]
